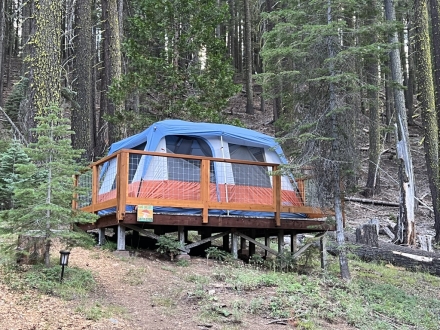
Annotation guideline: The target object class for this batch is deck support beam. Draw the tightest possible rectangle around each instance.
[264,233,269,258]
[98,228,106,245]
[291,233,298,253]
[178,226,185,246]
[278,229,284,254]
[117,225,126,250]
[320,235,327,269]
[236,232,279,257]
[231,230,238,259]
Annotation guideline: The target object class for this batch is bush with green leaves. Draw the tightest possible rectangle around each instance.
[205,246,233,263]
[156,235,184,261]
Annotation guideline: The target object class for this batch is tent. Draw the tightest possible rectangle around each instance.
[97,120,306,218]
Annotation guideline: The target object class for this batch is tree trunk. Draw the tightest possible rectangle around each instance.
[364,57,381,197]
[0,0,5,107]
[243,0,253,114]
[101,0,122,147]
[384,0,415,245]
[417,0,440,242]
[73,0,95,161]
[32,0,62,114]
[328,0,350,281]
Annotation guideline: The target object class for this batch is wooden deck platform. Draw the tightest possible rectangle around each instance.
[74,150,335,258]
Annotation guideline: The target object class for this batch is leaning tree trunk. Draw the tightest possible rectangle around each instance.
[243,0,254,114]
[384,0,415,245]
[417,0,440,242]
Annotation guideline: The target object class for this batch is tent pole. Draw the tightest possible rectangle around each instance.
[220,136,230,216]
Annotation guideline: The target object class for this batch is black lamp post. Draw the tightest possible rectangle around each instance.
[59,250,70,283]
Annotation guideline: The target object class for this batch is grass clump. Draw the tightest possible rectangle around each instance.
[3,263,95,300]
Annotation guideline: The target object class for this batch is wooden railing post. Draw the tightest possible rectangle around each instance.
[116,151,129,221]
[200,159,210,224]
[92,165,99,212]
[273,165,281,227]
[72,175,78,210]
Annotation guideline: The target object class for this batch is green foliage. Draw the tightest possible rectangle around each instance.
[258,0,395,205]
[4,77,29,123]
[110,0,239,133]
[156,235,184,260]
[0,105,97,265]
[3,263,95,300]
[205,246,233,262]
[0,140,31,210]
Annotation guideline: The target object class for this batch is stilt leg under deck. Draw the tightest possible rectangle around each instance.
[291,233,298,253]
[98,228,105,246]
[278,230,284,254]
[177,226,190,260]
[231,231,238,259]
[320,235,327,269]
[117,225,126,251]
[264,234,269,258]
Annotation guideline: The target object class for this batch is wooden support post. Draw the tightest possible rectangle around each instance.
[117,225,126,251]
[178,226,185,247]
[291,233,298,253]
[223,233,230,251]
[98,228,106,245]
[200,159,210,224]
[116,152,129,221]
[265,233,269,258]
[320,235,327,269]
[273,165,281,227]
[231,230,238,259]
[278,229,284,254]
[249,229,256,257]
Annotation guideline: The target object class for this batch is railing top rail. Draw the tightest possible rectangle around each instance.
[87,149,281,168]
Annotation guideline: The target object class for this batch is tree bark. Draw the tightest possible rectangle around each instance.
[73,0,95,161]
[364,57,381,197]
[0,0,5,107]
[384,0,416,245]
[100,0,122,147]
[416,0,440,242]
[32,0,62,114]
[328,0,350,281]
[243,0,253,114]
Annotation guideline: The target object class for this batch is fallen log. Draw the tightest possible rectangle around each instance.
[329,234,440,276]
[345,197,400,207]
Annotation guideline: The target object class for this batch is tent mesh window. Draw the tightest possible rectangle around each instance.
[98,160,117,202]
[228,144,271,188]
[166,136,216,183]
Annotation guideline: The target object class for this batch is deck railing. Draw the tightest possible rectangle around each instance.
[73,149,325,226]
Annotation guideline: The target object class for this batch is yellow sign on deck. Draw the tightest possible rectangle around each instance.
[137,205,153,222]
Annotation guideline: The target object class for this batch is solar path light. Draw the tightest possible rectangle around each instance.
[59,250,70,283]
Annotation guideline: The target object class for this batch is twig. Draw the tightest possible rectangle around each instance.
[0,106,28,145]
[266,317,294,325]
